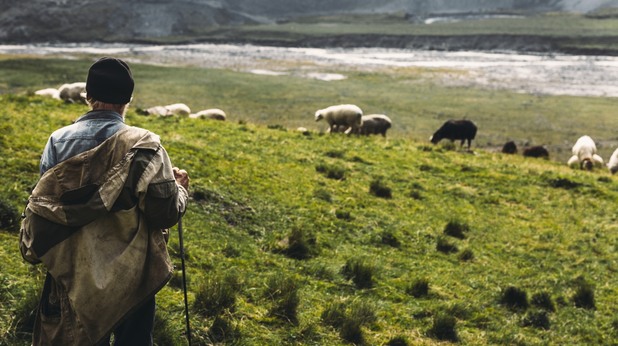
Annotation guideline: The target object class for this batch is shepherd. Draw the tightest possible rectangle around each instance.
[19,57,190,345]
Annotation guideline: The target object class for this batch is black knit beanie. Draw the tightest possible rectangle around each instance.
[86,57,134,104]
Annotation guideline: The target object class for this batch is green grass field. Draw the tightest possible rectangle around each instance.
[1,56,618,345]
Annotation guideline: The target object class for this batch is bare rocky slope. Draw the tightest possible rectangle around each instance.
[0,0,616,54]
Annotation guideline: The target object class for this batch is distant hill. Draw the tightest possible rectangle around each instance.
[0,0,617,43]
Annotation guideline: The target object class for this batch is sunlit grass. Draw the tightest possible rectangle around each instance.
[0,56,618,344]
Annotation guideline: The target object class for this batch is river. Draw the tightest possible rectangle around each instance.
[0,42,617,98]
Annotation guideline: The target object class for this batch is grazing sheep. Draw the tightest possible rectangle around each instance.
[357,114,392,137]
[430,119,477,149]
[189,108,226,121]
[607,148,618,174]
[315,104,363,134]
[34,88,61,100]
[523,146,549,159]
[163,103,191,117]
[502,141,518,154]
[137,103,191,117]
[567,135,604,170]
[137,105,169,116]
[58,82,87,104]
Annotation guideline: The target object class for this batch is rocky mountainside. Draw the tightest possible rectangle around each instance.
[0,0,616,43]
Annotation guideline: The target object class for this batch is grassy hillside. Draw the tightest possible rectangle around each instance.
[1,57,618,345]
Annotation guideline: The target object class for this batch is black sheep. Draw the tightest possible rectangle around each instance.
[523,146,549,159]
[430,119,477,149]
[502,141,518,154]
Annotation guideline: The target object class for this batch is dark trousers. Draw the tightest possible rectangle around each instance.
[100,297,156,346]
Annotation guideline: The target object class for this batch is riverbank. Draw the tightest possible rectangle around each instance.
[178,33,618,57]
[2,43,616,98]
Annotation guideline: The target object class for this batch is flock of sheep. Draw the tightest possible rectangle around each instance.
[316,104,618,174]
[34,83,227,121]
[33,86,618,174]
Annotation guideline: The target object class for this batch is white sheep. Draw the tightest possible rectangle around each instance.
[357,114,392,137]
[189,108,226,121]
[138,103,191,117]
[315,104,363,134]
[567,135,604,170]
[34,88,61,100]
[164,103,191,117]
[58,82,87,104]
[607,148,618,174]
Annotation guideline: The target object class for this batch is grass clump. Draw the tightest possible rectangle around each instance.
[153,311,182,346]
[369,178,392,198]
[500,286,529,311]
[427,313,459,342]
[265,275,301,324]
[313,188,333,202]
[0,199,20,232]
[572,277,596,310]
[458,248,474,262]
[324,149,345,158]
[443,220,470,239]
[341,258,376,289]
[193,272,241,317]
[406,277,430,298]
[316,162,346,180]
[436,236,458,254]
[321,300,376,344]
[522,310,551,330]
[386,336,409,346]
[278,228,315,260]
[207,316,240,344]
[380,230,401,248]
[335,209,352,221]
[321,301,347,329]
[531,291,556,312]
[8,283,40,343]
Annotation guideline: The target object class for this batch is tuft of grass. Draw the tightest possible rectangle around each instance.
[458,248,474,262]
[443,220,470,239]
[321,300,376,344]
[335,209,352,221]
[321,301,347,329]
[279,228,315,260]
[406,277,430,298]
[8,283,39,343]
[341,258,376,289]
[0,199,20,232]
[436,236,458,254]
[315,162,346,180]
[427,313,459,342]
[572,277,596,310]
[380,230,401,248]
[522,310,551,330]
[500,286,529,311]
[313,188,333,202]
[386,335,409,346]
[531,291,556,312]
[153,311,182,346]
[369,177,392,198]
[222,243,241,258]
[208,316,240,344]
[193,272,241,317]
[265,275,301,324]
[324,149,345,158]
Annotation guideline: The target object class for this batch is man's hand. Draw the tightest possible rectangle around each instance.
[173,167,190,190]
